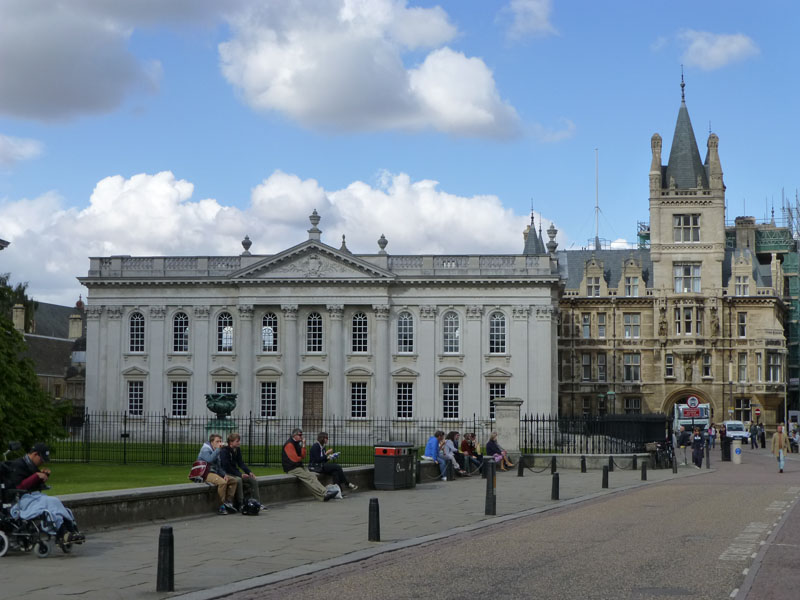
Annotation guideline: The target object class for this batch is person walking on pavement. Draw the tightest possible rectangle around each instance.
[691,427,704,468]
[750,422,759,449]
[282,428,338,501]
[676,425,691,465]
[771,424,791,473]
[708,423,717,449]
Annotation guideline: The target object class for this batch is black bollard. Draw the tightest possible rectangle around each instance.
[485,459,496,516]
[156,525,174,592]
[632,455,638,470]
[602,465,609,489]
[517,457,524,477]
[550,456,557,474]
[641,462,647,481]
[706,445,711,469]
[446,460,454,482]
[672,455,678,474]
[368,497,380,542]
[551,472,560,500]
[416,460,421,484]
[608,456,614,472]
[580,455,587,473]
[482,457,491,479]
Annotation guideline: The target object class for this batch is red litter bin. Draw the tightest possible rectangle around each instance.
[374,442,417,490]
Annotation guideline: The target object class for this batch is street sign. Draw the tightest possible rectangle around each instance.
[683,408,701,418]
[735,447,742,455]
[687,396,699,408]
[754,407,762,417]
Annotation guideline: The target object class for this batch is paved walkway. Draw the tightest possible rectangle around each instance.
[0,461,702,599]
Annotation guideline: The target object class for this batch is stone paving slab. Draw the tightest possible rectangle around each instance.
[0,464,702,600]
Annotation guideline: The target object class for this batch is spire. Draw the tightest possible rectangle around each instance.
[664,75,708,190]
[522,211,546,255]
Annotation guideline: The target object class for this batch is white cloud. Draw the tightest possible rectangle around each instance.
[0,170,561,305]
[529,118,575,143]
[678,30,759,71]
[503,0,557,40]
[219,0,520,137]
[0,134,44,166]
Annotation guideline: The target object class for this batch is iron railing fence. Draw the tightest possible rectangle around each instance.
[520,413,669,455]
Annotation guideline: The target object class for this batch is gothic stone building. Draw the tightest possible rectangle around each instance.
[557,91,788,428]
[80,213,561,421]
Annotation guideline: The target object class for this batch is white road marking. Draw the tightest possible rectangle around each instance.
[719,522,769,561]
[730,589,739,597]
[742,568,749,575]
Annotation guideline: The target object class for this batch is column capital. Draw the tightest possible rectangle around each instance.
[372,304,390,320]
[512,305,530,321]
[326,304,344,319]
[281,304,298,319]
[193,305,210,320]
[238,304,254,320]
[535,306,556,322]
[106,306,123,319]
[86,305,104,320]
[149,306,166,320]
[419,305,437,320]
[466,305,483,320]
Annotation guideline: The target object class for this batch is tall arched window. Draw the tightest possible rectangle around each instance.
[352,312,368,352]
[307,312,323,352]
[442,311,460,354]
[129,311,145,352]
[397,311,414,353]
[489,312,506,354]
[172,312,189,352]
[262,312,278,352]
[217,312,233,352]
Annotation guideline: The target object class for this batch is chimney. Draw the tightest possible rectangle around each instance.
[12,304,25,332]
[68,313,83,340]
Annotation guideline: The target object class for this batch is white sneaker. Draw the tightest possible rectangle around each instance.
[441,476,447,481]
[348,483,358,490]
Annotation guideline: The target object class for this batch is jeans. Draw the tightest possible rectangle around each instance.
[231,475,260,506]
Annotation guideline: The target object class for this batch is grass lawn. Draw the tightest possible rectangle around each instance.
[43,463,284,495]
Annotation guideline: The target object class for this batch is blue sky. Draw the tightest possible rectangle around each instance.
[1,0,798,305]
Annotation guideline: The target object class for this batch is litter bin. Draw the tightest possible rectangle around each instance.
[721,437,731,462]
[374,442,417,490]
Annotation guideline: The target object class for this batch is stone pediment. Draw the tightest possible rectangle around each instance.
[230,241,394,281]
[437,367,466,377]
[210,366,238,376]
[483,367,512,378]
[255,366,283,376]
[298,365,329,376]
[166,366,193,376]
[345,366,373,376]
[122,366,148,376]
[391,367,419,377]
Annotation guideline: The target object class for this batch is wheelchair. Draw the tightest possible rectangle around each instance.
[0,443,74,558]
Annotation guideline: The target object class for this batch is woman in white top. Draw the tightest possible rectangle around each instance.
[443,431,467,476]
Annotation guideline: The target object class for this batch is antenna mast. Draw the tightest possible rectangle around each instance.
[594,148,600,250]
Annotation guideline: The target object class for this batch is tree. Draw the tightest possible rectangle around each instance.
[0,273,37,332]
[0,315,67,452]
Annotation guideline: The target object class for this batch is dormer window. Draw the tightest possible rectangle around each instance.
[587,276,601,297]
[735,275,749,296]
[673,214,700,242]
[625,276,639,297]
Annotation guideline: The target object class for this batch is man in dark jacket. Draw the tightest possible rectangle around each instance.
[281,428,337,501]
[220,432,263,510]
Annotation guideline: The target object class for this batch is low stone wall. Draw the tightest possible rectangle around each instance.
[519,454,649,470]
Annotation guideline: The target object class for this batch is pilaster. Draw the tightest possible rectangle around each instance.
[327,304,344,417]
[373,304,391,418]
[282,305,299,416]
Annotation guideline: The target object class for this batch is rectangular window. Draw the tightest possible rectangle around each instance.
[738,352,748,382]
[396,382,414,419]
[673,214,700,243]
[582,353,591,381]
[625,276,639,297]
[597,396,607,416]
[350,382,367,418]
[489,382,506,421]
[597,313,606,338]
[587,276,600,297]
[674,307,682,335]
[582,313,591,339]
[127,380,144,416]
[171,381,188,417]
[351,313,369,353]
[397,313,414,353]
[623,353,640,382]
[738,312,747,337]
[623,313,640,339]
[443,382,460,419]
[768,352,782,382]
[674,263,701,293]
[582,397,591,417]
[215,380,233,395]
[624,397,642,415]
[756,352,763,381]
[735,275,749,296]
[597,353,607,382]
[260,381,277,418]
[703,353,712,378]
[684,308,693,336]
[665,353,674,377]
[734,397,751,422]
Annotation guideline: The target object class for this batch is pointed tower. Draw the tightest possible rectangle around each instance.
[649,78,726,292]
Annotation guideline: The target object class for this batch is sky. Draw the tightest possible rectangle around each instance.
[1,0,798,306]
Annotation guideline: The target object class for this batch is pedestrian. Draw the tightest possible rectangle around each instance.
[749,422,759,449]
[676,425,691,465]
[707,423,717,449]
[771,424,791,473]
[197,433,238,514]
[282,428,338,501]
[309,432,358,491]
[691,427,704,468]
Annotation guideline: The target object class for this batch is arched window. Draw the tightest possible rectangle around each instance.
[172,312,189,352]
[442,311,460,354]
[262,312,278,352]
[352,312,368,352]
[489,312,506,354]
[129,312,145,352]
[397,311,414,353]
[307,312,323,352]
[217,312,233,352]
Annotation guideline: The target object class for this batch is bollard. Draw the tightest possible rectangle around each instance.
[672,456,678,474]
[608,456,614,472]
[517,457,524,477]
[482,457,491,479]
[705,445,711,469]
[551,472,560,500]
[485,459,496,516]
[641,462,647,481]
[416,460,422,484]
[632,455,638,470]
[368,498,380,542]
[580,455,587,473]
[446,460,454,482]
[156,525,174,592]
[551,456,557,474]
[602,465,609,489]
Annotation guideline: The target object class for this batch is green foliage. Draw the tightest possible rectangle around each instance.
[0,315,68,452]
[0,273,37,332]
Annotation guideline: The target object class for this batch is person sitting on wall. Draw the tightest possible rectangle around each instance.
[220,432,264,511]
[443,431,468,476]
[460,432,483,473]
[4,443,85,545]
[486,431,514,471]
[282,428,338,501]
[422,430,448,480]
[309,432,358,491]
[197,434,238,514]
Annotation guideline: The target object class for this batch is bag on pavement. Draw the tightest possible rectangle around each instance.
[326,484,343,499]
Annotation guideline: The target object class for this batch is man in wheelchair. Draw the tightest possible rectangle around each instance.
[1,442,84,553]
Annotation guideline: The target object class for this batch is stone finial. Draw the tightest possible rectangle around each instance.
[241,235,252,256]
[546,223,558,254]
[377,234,388,254]
[339,234,352,254]
[308,209,322,241]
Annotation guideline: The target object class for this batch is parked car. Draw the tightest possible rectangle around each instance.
[722,420,750,442]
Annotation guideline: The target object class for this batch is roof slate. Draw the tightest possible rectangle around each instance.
[664,102,708,190]
[557,249,653,290]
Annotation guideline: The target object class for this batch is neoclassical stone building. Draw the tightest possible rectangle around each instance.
[80,213,561,420]
[557,86,789,427]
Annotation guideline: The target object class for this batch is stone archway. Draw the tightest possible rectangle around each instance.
[662,388,715,416]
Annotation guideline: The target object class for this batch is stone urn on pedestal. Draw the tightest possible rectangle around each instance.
[205,393,238,431]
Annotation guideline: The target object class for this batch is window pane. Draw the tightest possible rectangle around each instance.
[443,311,460,353]
[307,312,323,352]
[397,312,414,353]
[129,312,145,352]
[128,380,144,416]
[173,312,189,352]
[350,382,367,418]
[396,382,413,418]
[260,381,277,418]
[217,312,233,352]
[262,313,278,352]
[443,382,459,418]
[352,312,369,353]
[490,312,507,353]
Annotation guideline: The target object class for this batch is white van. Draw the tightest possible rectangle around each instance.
[722,420,751,442]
